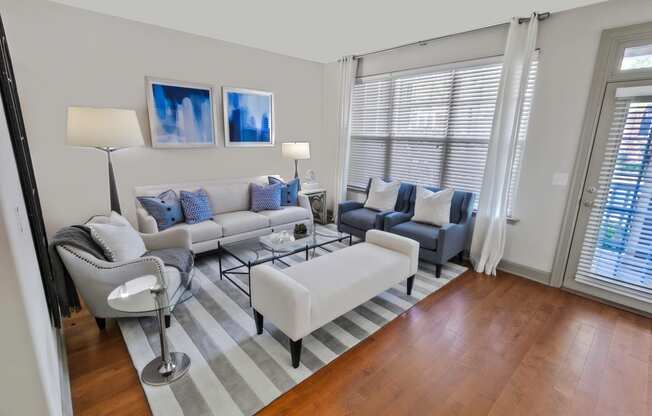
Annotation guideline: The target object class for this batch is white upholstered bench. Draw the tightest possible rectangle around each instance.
[251,229,419,367]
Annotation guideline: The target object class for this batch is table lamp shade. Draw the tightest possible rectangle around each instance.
[67,107,144,148]
[282,142,310,160]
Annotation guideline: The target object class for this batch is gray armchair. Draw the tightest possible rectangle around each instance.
[337,179,415,240]
[384,187,475,277]
[56,222,192,330]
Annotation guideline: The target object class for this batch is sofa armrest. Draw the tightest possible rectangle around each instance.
[382,211,412,231]
[297,193,314,222]
[137,208,158,234]
[438,223,467,261]
[140,228,192,251]
[373,210,396,229]
[366,230,419,276]
[251,264,311,341]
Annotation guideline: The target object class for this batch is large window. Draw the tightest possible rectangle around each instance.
[348,56,538,217]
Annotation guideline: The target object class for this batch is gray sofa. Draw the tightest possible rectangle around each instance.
[384,186,474,277]
[337,178,414,240]
[135,175,313,254]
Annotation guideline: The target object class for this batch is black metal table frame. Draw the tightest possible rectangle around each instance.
[218,233,353,305]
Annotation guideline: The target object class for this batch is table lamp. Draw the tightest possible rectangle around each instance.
[66,107,144,214]
[282,141,310,179]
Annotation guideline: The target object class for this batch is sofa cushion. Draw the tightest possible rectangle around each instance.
[203,182,251,214]
[258,206,310,226]
[269,176,300,206]
[364,178,401,211]
[390,221,439,251]
[412,186,453,227]
[167,220,222,243]
[137,189,184,231]
[340,207,378,231]
[180,189,213,224]
[285,242,410,330]
[251,183,282,212]
[213,211,270,236]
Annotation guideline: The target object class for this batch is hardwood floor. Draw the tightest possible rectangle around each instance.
[65,270,652,416]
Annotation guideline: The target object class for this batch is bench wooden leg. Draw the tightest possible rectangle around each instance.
[406,275,415,296]
[436,264,442,278]
[253,309,264,335]
[290,338,302,368]
[164,315,171,328]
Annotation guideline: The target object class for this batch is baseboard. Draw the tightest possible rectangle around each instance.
[497,259,551,286]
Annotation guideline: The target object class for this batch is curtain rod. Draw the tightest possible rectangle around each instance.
[353,12,550,60]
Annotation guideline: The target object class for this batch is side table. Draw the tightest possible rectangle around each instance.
[107,275,193,386]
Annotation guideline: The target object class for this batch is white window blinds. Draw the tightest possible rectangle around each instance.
[578,98,652,289]
[349,56,538,216]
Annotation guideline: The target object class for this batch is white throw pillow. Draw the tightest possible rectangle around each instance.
[411,187,454,227]
[364,178,401,211]
[88,212,147,262]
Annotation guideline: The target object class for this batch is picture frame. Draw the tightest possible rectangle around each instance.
[222,87,274,147]
[145,77,217,148]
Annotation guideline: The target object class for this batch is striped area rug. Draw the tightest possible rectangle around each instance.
[118,229,467,416]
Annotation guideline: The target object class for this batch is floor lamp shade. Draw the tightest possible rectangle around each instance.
[66,107,144,148]
[66,107,144,213]
[282,142,310,179]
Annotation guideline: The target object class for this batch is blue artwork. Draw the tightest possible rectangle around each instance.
[223,88,274,146]
[147,79,215,147]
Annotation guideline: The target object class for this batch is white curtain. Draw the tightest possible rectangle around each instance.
[470,14,539,275]
[333,56,359,216]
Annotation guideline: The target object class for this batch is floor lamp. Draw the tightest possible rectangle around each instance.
[66,107,144,214]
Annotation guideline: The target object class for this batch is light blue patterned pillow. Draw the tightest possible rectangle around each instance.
[137,189,184,231]
[268,176,300,206]
[179,189,213,224]
[251,183,282,212]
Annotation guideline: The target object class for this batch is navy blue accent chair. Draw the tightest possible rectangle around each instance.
[384,186,475,277]
[337,178,415,240]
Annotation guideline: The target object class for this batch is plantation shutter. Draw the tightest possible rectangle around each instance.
[576,97,652,287]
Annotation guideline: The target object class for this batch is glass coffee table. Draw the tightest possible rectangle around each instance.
[218,227,353,304]
[107,274,195,386]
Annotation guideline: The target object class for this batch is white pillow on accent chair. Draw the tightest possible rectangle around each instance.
[364,178,401,212]
[88,212,147,262]
[412,187,454,227]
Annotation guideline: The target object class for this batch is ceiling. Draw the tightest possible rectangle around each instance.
[51,0,607,63]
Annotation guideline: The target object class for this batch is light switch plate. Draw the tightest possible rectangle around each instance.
[552,173,569,187]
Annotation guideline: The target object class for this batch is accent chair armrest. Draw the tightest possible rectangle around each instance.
[337,200,364,227]
[140,228,192,251]
[136,208,158,234]
[373,210,397,229]
[383,211,413,230]
[437,223,467,261]
[366,230,419,275]
[251,265,311,341]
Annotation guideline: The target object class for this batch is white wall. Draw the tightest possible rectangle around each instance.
[505,0,652,274]
[326,0,652,277]
[0,101,65,414]
[0,0,329,235]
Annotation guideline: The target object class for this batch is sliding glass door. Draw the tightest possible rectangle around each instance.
[564,80,652,310]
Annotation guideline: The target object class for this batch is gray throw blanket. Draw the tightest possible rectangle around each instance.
[49,225,194,318]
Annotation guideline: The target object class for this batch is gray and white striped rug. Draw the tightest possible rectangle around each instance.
[118,229,466,416]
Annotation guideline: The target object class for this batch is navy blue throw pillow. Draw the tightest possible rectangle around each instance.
[179,189,213,224]
[269,176,300,206]
[137,189,184,231]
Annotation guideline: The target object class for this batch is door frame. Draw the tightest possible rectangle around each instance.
[563,80,652,311]
[551,22,652,309]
